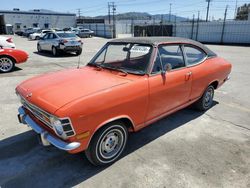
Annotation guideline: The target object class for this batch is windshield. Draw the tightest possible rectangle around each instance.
[57,32,77,38]
[88,43,152,75]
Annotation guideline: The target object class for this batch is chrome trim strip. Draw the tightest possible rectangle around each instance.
[18,107,81,151]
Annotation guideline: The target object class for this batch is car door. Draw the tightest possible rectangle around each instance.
[146,44,192,122]
[39,33,49,50]
[183,45,208,101]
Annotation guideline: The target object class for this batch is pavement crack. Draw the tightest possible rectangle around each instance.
[205,113,250,131]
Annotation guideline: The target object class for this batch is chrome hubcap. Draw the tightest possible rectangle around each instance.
[99,129,124,159]
[0,57,13,72]
[204,88,213,108]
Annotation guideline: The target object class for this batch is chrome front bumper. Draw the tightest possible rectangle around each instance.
[18,107,81,151]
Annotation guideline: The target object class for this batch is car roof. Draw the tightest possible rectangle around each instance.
[110,37,216,57]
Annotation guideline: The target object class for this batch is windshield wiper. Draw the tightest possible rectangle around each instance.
[102,65,128,75]
[88,63,103,70]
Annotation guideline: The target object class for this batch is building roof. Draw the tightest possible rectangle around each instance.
[0,9,75,16]
[110,37,217,57]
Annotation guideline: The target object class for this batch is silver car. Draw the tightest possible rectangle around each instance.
[37,32,83,56]
[78,29,94,38]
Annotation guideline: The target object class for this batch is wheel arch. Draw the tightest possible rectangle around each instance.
[209,80,219,89]
[86,115,135,149]
[0,54,17,63]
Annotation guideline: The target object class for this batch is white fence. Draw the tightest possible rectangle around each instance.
[174,20,250,44]
[78,20,250,44]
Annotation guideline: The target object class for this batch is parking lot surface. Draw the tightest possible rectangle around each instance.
[0,35,249,188]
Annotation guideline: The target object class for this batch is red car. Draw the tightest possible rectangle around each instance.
[0,48,28,73]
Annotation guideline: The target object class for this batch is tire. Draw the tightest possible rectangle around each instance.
[85,121,128,166]
[194,85,214,111]
[52,46,58,57]
[37,44,42,53]
[0,56,15,73]
[35,36,40,40]
[75,49,82,56]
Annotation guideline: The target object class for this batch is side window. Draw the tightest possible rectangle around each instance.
[43,33,49,39]
[52,34,57,39]
[184,46,207,65]
[152,45,185,74]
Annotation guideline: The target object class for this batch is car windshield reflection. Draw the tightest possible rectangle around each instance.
[89,43,153,75]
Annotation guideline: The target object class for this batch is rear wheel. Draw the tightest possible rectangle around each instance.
[75,49,82,56]
[52,46,58,57]
[0,56,15,73]
[85,121,128,166]
[35,36,40,40]
[194,85,214,111]
[37,44,42,53]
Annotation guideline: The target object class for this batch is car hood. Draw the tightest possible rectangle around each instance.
[16,67,132,114]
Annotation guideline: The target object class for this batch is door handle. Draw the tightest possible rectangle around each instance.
[185,72,192,81]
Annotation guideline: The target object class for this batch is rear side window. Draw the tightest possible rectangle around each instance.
[152,45,185,74]
[184,46,206,65]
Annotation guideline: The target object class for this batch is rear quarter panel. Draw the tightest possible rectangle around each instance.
[190,57,232,100]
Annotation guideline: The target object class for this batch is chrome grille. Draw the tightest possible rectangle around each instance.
[20,96,52,128]
[18,94,75,137]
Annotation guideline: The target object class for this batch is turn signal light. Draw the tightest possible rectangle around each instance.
[6,38,13,43]
[76,131,90,140]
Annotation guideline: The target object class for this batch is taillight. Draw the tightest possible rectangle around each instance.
[6,38,13,43]
[60,39,68,44]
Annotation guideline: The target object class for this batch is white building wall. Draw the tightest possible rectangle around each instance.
[2,12,75,30]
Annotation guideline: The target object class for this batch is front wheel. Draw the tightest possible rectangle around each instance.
[85,121,128,166]
[52,46,58,57]
[0,56,15,73]
[194,85,214,111]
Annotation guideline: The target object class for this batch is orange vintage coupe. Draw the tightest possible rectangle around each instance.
[16,37,231,165]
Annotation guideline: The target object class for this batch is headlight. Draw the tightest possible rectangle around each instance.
[50,116,64,136]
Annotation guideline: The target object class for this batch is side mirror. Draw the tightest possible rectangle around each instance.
[161,69,166,76]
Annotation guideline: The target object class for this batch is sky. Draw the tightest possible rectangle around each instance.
[1,0,250,20]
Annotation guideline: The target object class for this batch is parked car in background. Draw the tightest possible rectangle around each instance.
[0,47,28,73]
[29,30,51,40]
[37,31,83,56]
[0,36,15,48]
[15,30,24,36]
[23,28,41,37]
[78,29,94,38]
[17,37,231,165]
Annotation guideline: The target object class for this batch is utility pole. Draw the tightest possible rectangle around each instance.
[221,5,228,44]
[196,11,200,40]
[108,2,116,38]
[77,8,81,18]
[169,3,172,22]
[108,2,111,24]
[206,0,211,22]
[234,0,238,19]
[191,14,195,39]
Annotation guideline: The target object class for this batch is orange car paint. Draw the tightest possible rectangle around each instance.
[16,41,231,154]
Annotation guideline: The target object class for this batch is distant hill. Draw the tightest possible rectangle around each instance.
[91,12,187,22]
